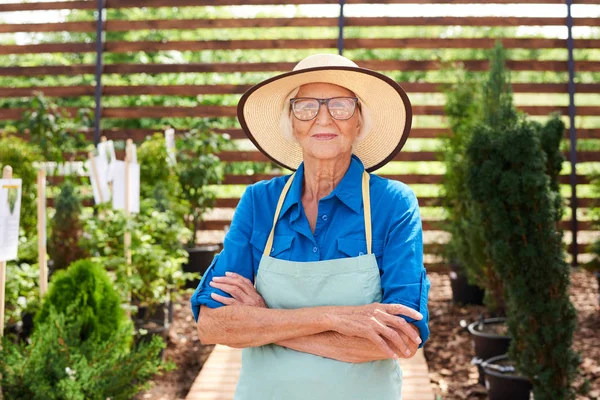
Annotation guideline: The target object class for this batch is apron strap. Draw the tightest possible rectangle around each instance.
[263,169,373,256]
[362,171,372,255]
[264,172,296,256]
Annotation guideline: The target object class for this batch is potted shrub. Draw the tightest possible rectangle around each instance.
[48,179,88,273]
[440,67,499,310]
[464,43,578,400]
[175,125,229,285]
[584,170,600,306]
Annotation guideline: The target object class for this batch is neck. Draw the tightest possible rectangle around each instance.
[302,153,352,202]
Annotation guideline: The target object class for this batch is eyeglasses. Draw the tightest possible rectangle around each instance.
[290,97,359,121]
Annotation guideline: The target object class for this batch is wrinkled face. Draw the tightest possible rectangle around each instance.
[291,82,362,162]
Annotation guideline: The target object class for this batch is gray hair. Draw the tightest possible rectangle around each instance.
[279,87,373,151]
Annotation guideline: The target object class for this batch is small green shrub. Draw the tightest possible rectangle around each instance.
[35,259,128,345]
[1,304,167,400]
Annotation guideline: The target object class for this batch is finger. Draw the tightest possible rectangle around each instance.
[212,276,254,296]
[375,310,422,345]
[225,272,254,287]
[209,281,251,301]
[370,316,411,357]
[367,330,399,360]
[382,303,423,321]
[213,276,263,304]
[210,292,238,305]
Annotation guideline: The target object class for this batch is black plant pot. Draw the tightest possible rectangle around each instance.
[482,354,532,400]
[134,300,171,326]
[449,263,485,306]
[183,244,220,289]
[20,311,34,340]
[468,318,511,385]
[134,319,170,361]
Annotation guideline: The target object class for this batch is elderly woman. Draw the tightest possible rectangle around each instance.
[191,53,430,400]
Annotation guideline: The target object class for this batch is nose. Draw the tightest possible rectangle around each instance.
[315,102,333,125]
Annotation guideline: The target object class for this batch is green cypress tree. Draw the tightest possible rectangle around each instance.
[464,42,578,400]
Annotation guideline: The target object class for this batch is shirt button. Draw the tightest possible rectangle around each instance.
[312,246,318,253]
[322,214,328,221]
[359,252,364,256]
[271,248,274,253]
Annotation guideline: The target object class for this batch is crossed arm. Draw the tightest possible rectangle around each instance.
[197,273,423,363]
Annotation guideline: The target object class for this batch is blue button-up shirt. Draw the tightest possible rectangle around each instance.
[191,154,430,348]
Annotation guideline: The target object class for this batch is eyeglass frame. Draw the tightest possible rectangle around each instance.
[289,97,360,121]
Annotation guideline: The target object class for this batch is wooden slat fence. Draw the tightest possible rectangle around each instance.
[1,0,599,269]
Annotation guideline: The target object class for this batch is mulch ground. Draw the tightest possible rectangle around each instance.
[135,293,214,400]
[138,269,600,400]
[423,269,600,400]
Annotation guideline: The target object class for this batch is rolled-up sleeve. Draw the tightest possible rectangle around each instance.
[380,188,430,348]
[190,185,255,322]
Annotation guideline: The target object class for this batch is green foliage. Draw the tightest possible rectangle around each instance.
[176,124,229,234]
[48,180,88,271]
[15,92,92,163]
[80,200,193,314]
[3,261,39,327]
[0,304,168,400]
[36,259,128,346]
[137,132,188,221]
[465,117,578,400]
[0,132,42,235]
[440,53,506,314]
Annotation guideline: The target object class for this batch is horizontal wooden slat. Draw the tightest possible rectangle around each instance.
[2,0,599,12]
[222,173,590,185]
[43,195,600,209]
[3,17,597,34]
[4,38,599,55]
[10,126,591,143]
[197,218,593,232]
[2,104,595,121]
[2,82,600,99]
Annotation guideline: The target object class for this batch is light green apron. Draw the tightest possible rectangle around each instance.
[234,171,403,400]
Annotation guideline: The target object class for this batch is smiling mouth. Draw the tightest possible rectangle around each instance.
[312,133,338,140]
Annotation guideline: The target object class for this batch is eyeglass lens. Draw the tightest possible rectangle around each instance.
[292,98,357,121]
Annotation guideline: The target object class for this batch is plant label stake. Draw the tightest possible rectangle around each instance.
[37,169,48,297]
[165,128,177,166]
[0,165,23,337]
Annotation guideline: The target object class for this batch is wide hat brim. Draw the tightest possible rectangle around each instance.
[237,65,412,172]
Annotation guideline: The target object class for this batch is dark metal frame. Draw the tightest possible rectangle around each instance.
[338,0,345,55]
[93,0,105,146]
[566,0,578,266]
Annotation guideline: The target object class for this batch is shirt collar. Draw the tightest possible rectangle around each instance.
[277,154,365,221]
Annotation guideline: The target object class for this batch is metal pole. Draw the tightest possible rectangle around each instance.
[566,0,577,267]
[93,0,105,146]
[337,0,345,56]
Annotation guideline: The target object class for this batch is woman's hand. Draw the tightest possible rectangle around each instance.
[325,303,423,359]
[209,272,267,308]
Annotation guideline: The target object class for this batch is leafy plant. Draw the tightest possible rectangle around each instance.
[80,199,193,316]
[137,132,188,221]
[3,261,39,327]
[15,92,92,163]
[48,180,88,271]
[0,132,42,235]
[176,124,229,238]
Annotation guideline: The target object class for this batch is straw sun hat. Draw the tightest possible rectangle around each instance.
[237,53,413,172]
